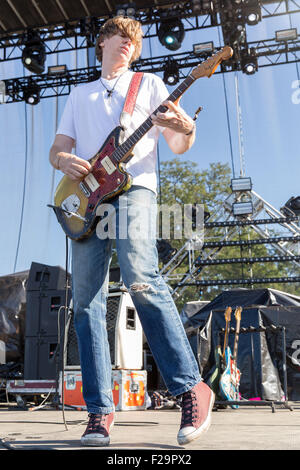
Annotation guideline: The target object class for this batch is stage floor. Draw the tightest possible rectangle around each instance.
[0,402,300,451]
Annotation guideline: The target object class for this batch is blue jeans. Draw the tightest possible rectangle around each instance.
[72,186,201,414]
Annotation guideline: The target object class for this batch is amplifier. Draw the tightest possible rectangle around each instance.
[67,290,143,370]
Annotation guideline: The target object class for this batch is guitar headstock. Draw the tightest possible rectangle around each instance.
[190,46,233,80]
[224,306,232,322]
[234,306,243,322]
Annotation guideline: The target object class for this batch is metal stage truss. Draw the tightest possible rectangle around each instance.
[1,1,300,103]
[158,188,300,296]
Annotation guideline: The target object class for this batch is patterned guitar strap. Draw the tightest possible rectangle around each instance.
[119,71,144,142]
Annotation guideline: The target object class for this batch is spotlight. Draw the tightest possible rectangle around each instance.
[281,196,300,217]
[232,201,253,216]
[241,47,258,74]
[158,18,185,51]
[47,65,68,75]
[225,24,246,46]
[231,177,252,192]
[22,32,46,75]
[202,0,213,11]
[116,3,136,18]
[163,59,180,86]
[243,0,262,26]
[23,85,40,105]
[193,42,214,55]
[275,28,298,42]
[191,0,202,13]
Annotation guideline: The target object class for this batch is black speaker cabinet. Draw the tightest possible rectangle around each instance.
[24,335,63,380]
[26,261,70,292]
[25,290,71,337]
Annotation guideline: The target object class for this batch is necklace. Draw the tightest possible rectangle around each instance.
[100,71,126,98]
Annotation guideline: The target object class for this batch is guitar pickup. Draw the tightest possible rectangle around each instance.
[79,181,91,197]
[82,173,100,193]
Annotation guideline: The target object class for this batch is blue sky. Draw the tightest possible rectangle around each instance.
[0,11,300,277]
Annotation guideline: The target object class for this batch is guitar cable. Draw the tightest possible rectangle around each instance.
[59,234,72,431]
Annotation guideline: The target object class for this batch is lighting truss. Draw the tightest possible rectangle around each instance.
[158,188,300,297]
[0,8,217,63]
[3,33,300,104]
[172,276,300,288]
[195,255,300,266]
[202,235,300,248]
[0,1,300,62]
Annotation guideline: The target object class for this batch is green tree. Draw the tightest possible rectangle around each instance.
[158,158,300,311]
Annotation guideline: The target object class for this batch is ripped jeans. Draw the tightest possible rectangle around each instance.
[71,186,201,414]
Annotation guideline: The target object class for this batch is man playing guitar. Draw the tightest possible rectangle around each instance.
[49,16,215,447]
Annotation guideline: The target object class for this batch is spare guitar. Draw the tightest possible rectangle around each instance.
[219,306,242,409]
[52,46,233,240]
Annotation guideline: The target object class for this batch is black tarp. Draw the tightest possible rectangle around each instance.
[182,288,300,401]
[0,270,29,364]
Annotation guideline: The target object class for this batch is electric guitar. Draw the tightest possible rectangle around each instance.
[219,306,242,409]
[52,46,233,240]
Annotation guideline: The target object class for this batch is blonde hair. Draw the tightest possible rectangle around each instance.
[95,16,143,64]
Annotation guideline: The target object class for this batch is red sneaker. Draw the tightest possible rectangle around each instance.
[177,381,215,445]
[81,412,114,446]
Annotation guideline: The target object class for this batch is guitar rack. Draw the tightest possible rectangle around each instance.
[215,325,293,413]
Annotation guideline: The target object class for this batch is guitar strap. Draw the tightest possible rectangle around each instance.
[119,72,144,132]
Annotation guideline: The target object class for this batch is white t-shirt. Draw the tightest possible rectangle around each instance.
[56,70,169,194]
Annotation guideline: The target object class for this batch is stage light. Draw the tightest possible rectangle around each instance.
[191,0,214,13]
[275,28,298,42]
[231,24,247,45]
[191,0,201,13]
[202,0,213,10]
[116,3,136,18]
[193,42,214,55]
[158,18,185,51]
[47,65,68,75]
[232,201,253,216]
[163,59,180,85]
[281,196,300,216]
[23,86,40,105]
[178,276,300,287]
[241,47,258,74]
[231,177,252,192]
[22,33,46,74]
[243,0,262,26]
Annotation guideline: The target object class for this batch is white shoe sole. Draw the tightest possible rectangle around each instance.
[177,391,215,446]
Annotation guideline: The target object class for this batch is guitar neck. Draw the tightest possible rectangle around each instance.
[222,321,230,359]
[113,74,196,163]
[233,318,241,360]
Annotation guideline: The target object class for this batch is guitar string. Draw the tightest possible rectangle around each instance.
[113,74,195,163]
[88,74,195,179]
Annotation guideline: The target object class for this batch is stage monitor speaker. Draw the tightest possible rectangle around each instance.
[67,290,143,370]
[25,289,71,337]
[24,335,63,380]
[26,261,70,292]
